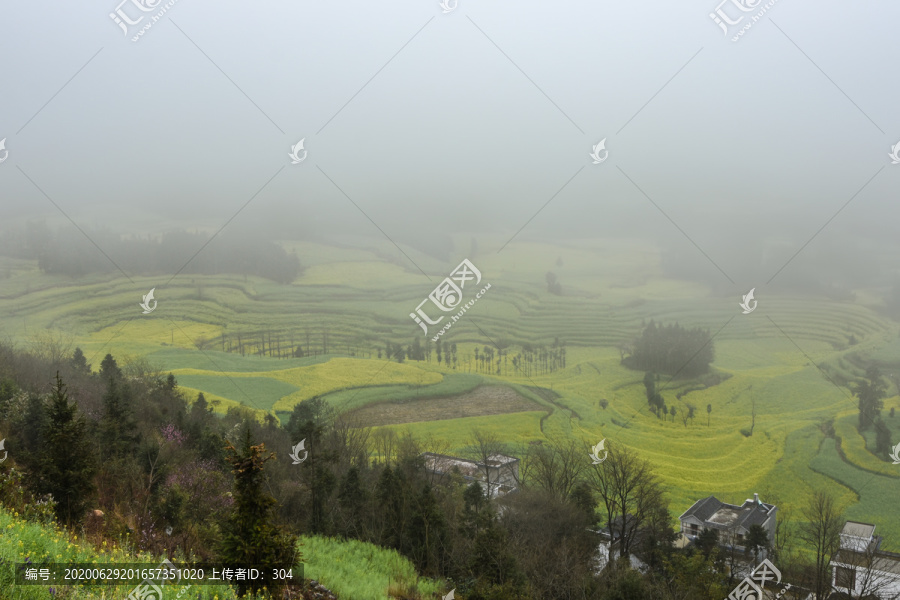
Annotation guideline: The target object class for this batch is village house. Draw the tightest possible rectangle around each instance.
[830,520,900,599]
[421,452,519,497]
[679,493,777,553]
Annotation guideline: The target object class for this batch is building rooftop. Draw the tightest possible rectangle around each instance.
[680,495,775,532]
[841,521,876,539]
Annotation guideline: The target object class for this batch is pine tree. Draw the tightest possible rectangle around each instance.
[20,394,49,465]
[376,466,404,548]
[874,419,892,458]
[98,353,122,381]
[99,378,139,459]
[35,373,96,526]
[697,528,719,558]
[855,365,886,431]
[71,347,90,374]
[408,483,446,574]
[219,427,299,597]
[337,466,367,538]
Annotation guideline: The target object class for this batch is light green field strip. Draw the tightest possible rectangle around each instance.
[833,412,900,478]
[810,439,900,552]
[166,357,444,413]
[179,386,271,421]
[299,535,444,600]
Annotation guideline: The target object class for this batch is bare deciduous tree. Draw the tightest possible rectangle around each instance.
[467,429,509,497]
[523,436,589,499]
[588,443,667,561]
[798,489,844,600]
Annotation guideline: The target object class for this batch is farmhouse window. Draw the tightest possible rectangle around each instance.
[835,566,856,590]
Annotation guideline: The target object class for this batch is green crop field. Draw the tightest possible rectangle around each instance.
[2,237,900,550]
[299,536,445,600]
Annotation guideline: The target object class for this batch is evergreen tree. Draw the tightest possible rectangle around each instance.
[337,465,367,538]
[854,365,886,431]
[219,427,299,597]
[627,321,714,376]
[376,466,401,546]
[0,378,18,421]
[98,353,122,381]
[408,483,447,574]
[286,396,331,445]
[20,393,49,466]
[697,528,719,558]
[745,523,770,564]
[643,371,656,400]
[190,391,211,422]
[71,347,90,373]
[874,419,892,458]
[34,373,96,526]
[309,461,336,535]
[570,482,597,526]
[99,377,139,459]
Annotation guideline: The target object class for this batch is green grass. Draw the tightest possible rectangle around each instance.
[299,536,445,600]
[175,374,299,413]
[834,413,900,477]
[147,347,332,373]
[0,505,246,599]
[179,386,271,421]
[810,437,900,551]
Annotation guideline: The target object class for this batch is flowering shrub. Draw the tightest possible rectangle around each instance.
[0,465,57,525]
[160,423,187,446]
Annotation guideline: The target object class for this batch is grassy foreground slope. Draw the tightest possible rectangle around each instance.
[0,505,242,600]
[0,504,445,600]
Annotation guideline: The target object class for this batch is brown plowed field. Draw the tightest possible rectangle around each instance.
[346,385,545,426]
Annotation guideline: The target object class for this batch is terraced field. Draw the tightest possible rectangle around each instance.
[346,384,545,425]
[2,237,899,549]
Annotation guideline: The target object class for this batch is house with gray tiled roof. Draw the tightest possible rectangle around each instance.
[679,493,777,553]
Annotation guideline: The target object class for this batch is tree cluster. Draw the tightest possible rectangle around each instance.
[0,222,302,283]
[623,321,714,377]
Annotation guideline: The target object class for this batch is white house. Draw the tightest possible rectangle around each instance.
[831,521,900,600]
[422,452,519,497]
[679,493,777,552]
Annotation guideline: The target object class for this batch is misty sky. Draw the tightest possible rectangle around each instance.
[1,0,898,285]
